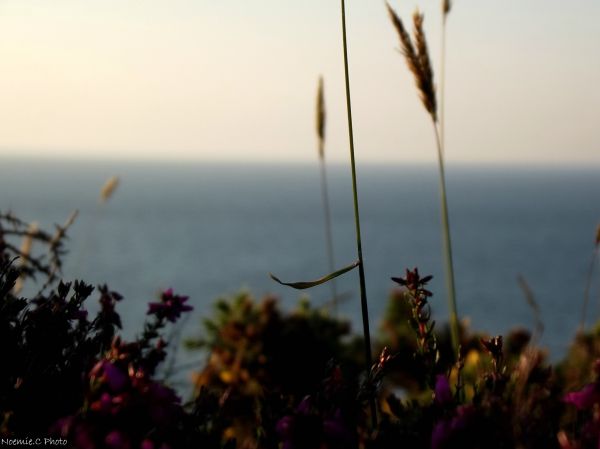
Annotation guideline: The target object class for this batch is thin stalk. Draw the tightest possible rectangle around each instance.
[440,15,447,156]
[318,146,338,312]
[433,122,459,356]
[580,247,598,333]
[340,0,377,428]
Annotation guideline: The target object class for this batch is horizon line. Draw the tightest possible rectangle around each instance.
[1,154,599,171]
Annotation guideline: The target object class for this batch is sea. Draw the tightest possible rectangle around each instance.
[1,158,599,369]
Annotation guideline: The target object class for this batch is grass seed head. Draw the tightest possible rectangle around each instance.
[443,0,452,17]
[100,176,120,204]
[412,10,437,121]
[387,4,438,122]
[316,76,326,158]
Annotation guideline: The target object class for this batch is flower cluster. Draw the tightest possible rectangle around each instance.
[55,339,184,449]
[560,360,600,448]
[5,213,600,449]
[147,288,193,323]
[392,268,439,386]
[392,268,436,355]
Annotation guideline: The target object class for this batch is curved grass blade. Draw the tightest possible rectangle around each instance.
[269,260,359,290]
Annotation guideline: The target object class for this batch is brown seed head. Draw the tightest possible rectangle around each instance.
[316,77,326,158]
[387,4,437,121]
[412,11,437,121]
[443,0,452,17]
[595,224,600,247]
[387,3,420,77]
[100,176,120,203]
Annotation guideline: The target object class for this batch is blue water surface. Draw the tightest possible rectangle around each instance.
[1,159,599,366]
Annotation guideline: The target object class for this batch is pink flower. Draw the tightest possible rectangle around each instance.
[147,289,193,323]
[105,430,130,449]
[90,360,128,392]
[564,383,600,410]
[140,440,154,449]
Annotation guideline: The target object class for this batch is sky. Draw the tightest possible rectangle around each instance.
[1,0,599,165]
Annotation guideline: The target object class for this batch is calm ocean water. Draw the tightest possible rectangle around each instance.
[1,159,599,362]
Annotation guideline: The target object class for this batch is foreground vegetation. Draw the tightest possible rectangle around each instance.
[1,212,600,449]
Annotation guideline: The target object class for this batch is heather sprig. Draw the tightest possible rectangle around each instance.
[392,268,439,384]
[147,288,193,324]
[480,335,508,396]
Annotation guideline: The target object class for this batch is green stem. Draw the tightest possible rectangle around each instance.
[340,0,377,428]
[319,147,338,312]
[433,122,459,357]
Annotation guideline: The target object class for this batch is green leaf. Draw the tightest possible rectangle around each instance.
[269,260,359,290]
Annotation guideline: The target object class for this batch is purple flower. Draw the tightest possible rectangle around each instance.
[144,381,182,426]
[323,409,353,446]
[431,405,473,449]
[434,374,452,406]
[105,430,129,449]
[147,289,193,323]
[296,396,311,414]
[90,360,128,392]
[431,419,452,449]
[276,415,294,439]
[73,426,95,449]
[140,440,154,449]
[276,400,354,449]
[564,383,600,410]
[90,392,113,413]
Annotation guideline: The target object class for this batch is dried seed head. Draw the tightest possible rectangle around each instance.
[387,3,420,78]
[595,224,600,247]
[412,11,437,121]
[387,4,438,122]
[316,76,326,158]
[443,0,452,17]
[100,176,120,203]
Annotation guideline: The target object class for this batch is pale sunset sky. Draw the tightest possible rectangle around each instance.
[1,0,599,165]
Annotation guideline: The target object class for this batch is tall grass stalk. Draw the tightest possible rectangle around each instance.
[316,77,338,311]
[387,4,460,356]
[438,2,459,353]
[433,124,459,355]
[340,0,377,427]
